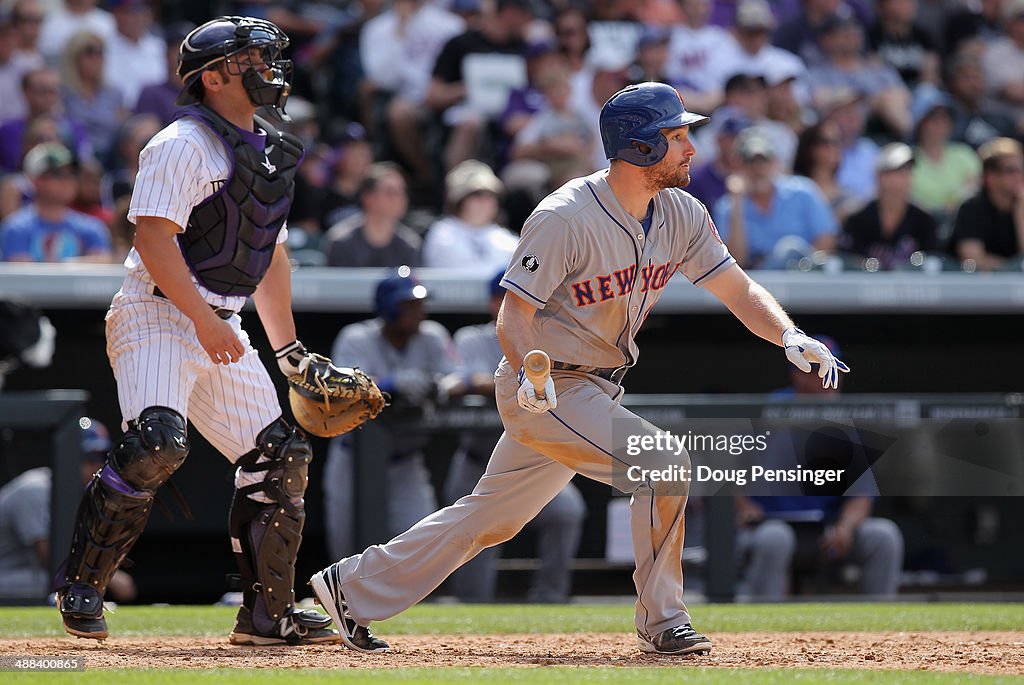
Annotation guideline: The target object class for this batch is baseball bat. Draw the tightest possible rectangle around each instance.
[523,349,551,401]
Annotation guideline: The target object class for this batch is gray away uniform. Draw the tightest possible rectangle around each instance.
[329,169,734,639]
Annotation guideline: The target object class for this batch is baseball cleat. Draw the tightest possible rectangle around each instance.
[637,623,713,655]
[58,585,108,640]
[309,564,390,654]
[228,606,341,646]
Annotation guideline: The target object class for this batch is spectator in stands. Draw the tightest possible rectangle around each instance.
[500,41,565,145]
[948,137,1024,270]
[944,0,1006,58]
[361,0,464,186]
[445,271,585,603]
[323,162,421,267]
[764,61,808,138]
[714,127,838,269]
[423,160,518,272]
[426,0,534,171]
[687,110,751,210]
[553,5,590,80]
[665,0,732,113]
[804,8,913,139]
[736,337,904,600]
[0,14,43,125]
[718,0,807,97]
[945,51,1017,148]
[693,74,797,173]
[981,0,1024,119]
[868,0,940,88]
[909,89,981,220]
[774,0,844,67]
[320,123,374,231]
[0,114,65,219]
[0,68,91,174]
[134,25,191,127]
[820,87,879,205]
[792,120,863,224]
[626,25,673,85]
[103,0,164,111]
[323,270,464,560]
[1,143,111,263]
[38,0,115,62]
[0,417,136,603]
[840,143,938,268]
[59,32,125,164]
[9,0,44,64]
[71,159,115,230]
[507,67,596,195]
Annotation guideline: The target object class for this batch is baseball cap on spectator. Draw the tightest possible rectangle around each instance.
[910,88,954,132]
[764,60,803,87]
[108,0,150,10]
[735,0,776,31]
[497,0,539,15]
[820,7,860,34]
[736,127,776,162]
[717,107,754,137]
[489,270,506,298]
[23,142,75,178]
[724,72,767,95]
[525,39,557,60]
[637,25,671,49]
[978,137,1023,169]
[446,159,504,206]
[451,0,482,13]
[1003,0,1024,20]
[875,142,914,173]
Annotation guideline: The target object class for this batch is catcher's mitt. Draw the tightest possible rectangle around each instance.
[287,353,388,438]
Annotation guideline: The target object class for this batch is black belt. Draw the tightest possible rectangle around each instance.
[152,286,236,320]
[551,361,627,384]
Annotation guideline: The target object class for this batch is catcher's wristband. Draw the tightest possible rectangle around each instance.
[275,339,309,376]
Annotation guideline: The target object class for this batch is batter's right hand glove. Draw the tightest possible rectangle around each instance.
[782,328,851,390]
[517,368,557,413]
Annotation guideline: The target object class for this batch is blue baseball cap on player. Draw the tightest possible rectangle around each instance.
[79,417,111,460]
[375,267,429,323]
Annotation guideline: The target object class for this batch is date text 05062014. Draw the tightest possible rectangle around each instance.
[0,656,86,671]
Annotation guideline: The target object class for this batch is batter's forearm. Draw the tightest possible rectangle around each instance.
[496,293,538,370]
[728,280,795,346]
[253,244,298,349]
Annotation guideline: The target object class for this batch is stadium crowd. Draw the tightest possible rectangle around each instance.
[0,0,1021,272]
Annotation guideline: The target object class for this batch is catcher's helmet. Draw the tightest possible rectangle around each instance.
[599,82,709,167]
[375,268,429,323]
[176,16,292,114]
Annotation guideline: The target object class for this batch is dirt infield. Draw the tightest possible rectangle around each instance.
[2,632,1023,674]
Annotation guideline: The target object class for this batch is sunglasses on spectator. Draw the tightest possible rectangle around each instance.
[815,137,841,146]
[41,168,76,179]
[81,45,104,56]
[996,164,1024,175]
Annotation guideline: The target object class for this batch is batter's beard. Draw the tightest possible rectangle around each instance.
[642,162,691,193]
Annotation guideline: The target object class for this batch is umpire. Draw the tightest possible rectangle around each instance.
[55,17,340,646]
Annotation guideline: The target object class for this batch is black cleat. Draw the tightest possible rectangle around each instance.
[638,623,713,655]
[228,606,340,646]
[309,564,390,654]
[58,585,108,640]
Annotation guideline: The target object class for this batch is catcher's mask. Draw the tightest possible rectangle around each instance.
[375,268,429,323]
[177,16,293,117]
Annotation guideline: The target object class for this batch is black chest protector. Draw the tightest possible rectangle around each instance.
[175,104,304,296]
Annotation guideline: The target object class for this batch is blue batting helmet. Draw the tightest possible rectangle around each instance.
[599,82,709,167]
[375,268,429,323]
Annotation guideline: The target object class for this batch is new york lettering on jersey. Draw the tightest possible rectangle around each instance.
[501,170,734,370]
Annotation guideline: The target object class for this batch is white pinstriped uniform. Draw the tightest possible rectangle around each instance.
[108,115,287,465]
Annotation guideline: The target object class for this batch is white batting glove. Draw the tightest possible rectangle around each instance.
[782,327,851,390]
[517,369,557,413]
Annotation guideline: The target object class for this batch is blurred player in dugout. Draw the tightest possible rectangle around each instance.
[0,419,136,604]
[735,336,904,599]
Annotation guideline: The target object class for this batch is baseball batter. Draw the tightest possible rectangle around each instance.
[56,17,339,645]
[311,82,849,655]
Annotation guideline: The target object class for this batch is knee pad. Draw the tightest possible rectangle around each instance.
[61,407,187,592]
[110,406,189,492]
[229,418,312,626]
